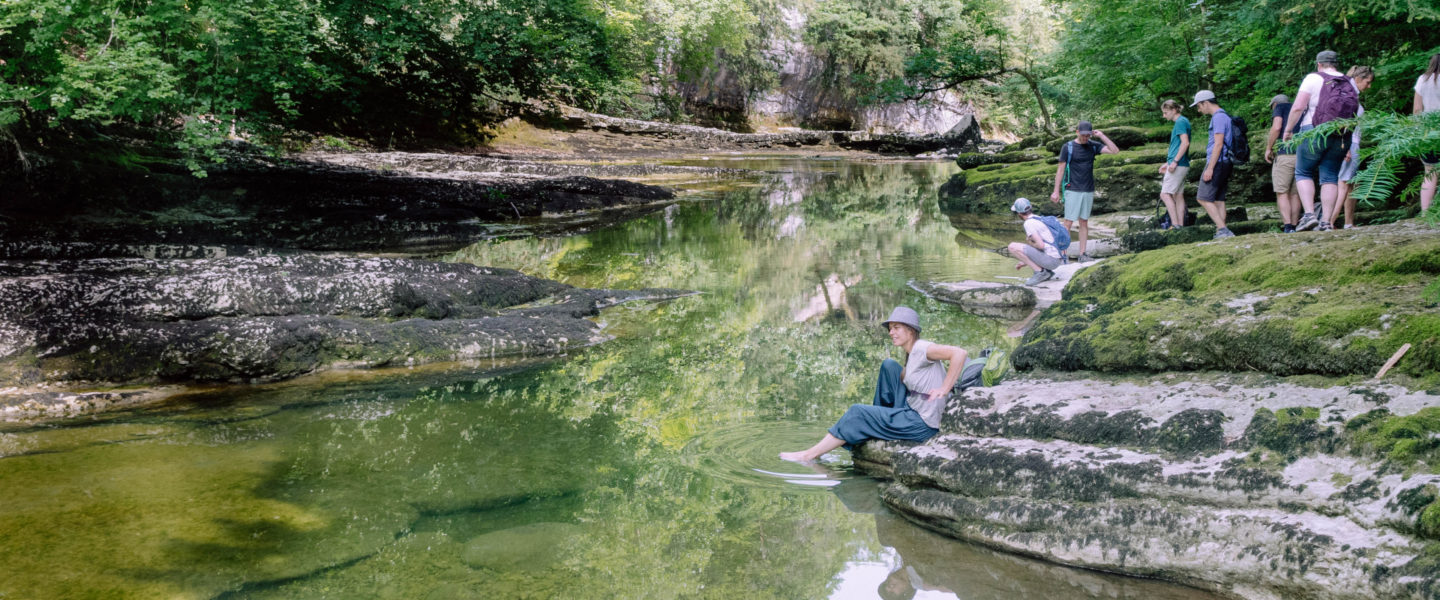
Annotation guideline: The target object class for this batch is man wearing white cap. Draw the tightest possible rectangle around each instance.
[1006,197,1062,285]
[1191,90,1236,239]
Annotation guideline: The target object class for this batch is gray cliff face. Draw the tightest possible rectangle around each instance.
[666,3,977,135]
[0,255,690,392]
[854,377,1440,600]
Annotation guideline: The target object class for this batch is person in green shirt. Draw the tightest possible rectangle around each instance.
[1158,99,1191,229]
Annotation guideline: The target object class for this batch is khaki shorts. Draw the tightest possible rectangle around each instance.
[1272,153,1297,194]
[1161,166,1188,195]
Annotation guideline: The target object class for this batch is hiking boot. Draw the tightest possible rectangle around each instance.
[1213,227,1235,239]
[1282,224,1296,233]
[1024,270,1054,286]
[1296,212,1319,231]
[1077,253,1093,263]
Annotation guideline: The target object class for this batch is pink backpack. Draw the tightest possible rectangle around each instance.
[1312,72,1359,127]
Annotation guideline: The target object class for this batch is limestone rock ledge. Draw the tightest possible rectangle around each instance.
[0,254,692,403]
[854,376,1440,600]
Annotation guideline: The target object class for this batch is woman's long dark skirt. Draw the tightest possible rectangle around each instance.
[827,359,938,449]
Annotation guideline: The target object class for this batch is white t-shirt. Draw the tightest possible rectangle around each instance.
[1297,69,1344,127]
[903,340,948,429]
[1023,217,1061,259]
[1417,75,1440,113]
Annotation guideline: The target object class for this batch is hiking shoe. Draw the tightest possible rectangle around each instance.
[1282,224,1296,233]
[1318,221,1333,231]
[1296,212,1319,231]
[1344,223,1356,229]
[1077,253,1093,263]
[1213,227,1235,239]
[1024,270,1054,286]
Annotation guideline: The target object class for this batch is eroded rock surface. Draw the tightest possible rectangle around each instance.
[0,255,690,397]
[854,376,1440,600]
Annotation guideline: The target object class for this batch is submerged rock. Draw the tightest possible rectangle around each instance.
[461,522,584,572]
[859,376,1440,600]
[0,254,691,398]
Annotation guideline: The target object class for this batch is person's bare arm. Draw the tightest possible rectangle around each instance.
[1094,130,1120,154]
[1203,132,1224,182]
[923,344,969,400]
[1051,160,1065,202]
[1175,133,1189,170]
[1284,92,1310,140]
[1265,116,1283,163]
[1418,92,1426,115]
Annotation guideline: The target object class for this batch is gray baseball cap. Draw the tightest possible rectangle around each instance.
[1011,197,1033,214]
[1316,50,1339,64]
[1075,121,1094,134]
[881,306,922,334]
[1190,90,1217,107]
[1270,94,1290,107]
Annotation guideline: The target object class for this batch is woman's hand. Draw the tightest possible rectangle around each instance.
[926,388,948,401]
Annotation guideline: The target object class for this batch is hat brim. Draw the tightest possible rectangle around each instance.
[880,320,920,334]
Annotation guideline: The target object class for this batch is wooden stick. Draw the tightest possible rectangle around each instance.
[1375,343,1412,379]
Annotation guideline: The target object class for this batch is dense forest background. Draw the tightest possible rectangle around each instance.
[1,0,1437,150]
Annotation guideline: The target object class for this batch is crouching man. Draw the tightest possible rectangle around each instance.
[1007,198,1063,286]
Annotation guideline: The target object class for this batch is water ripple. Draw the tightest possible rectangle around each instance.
[678,421,862,492]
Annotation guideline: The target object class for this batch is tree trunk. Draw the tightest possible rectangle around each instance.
[1016,69,1055,135]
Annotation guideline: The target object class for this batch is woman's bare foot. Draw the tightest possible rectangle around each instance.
[778,451,814,463]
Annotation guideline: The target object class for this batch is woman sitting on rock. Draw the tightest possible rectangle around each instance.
[780,307,967,463]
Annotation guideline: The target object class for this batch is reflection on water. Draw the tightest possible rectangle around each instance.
[0,159,1222,599]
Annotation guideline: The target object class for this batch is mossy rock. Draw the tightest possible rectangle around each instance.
[937,144,1280,216]
[1012,221,1440,382]
[1041,127,1168,154]
[955,151,1048,170]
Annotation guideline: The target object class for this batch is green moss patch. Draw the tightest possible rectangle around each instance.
[1013,222,1440,383]
[1244,407,1337,458]
[1348,406,1440,464]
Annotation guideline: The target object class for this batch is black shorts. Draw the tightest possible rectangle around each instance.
[1197,160,1232,203]
[1423,152,1439,166]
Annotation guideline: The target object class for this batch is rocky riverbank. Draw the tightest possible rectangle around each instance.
[854,373,1440,600]
[863,185,1440,598]
[0,254,691,420]
[0,152,680,258]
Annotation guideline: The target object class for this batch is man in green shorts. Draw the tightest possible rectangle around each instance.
[1050,121,1119,262]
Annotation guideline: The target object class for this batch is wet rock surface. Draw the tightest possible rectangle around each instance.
[0,255,691,406]
[0,154,676,257]
[856,376,1440,600]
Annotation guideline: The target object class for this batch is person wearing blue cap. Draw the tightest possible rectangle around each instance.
[1006,197,1061,285]
[780,306,968,463]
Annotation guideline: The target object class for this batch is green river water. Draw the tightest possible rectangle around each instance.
[0,158,1223,599]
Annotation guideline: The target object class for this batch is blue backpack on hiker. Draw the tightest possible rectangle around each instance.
[1035,215,1071,254]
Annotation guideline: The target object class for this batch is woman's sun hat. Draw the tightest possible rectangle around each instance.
[881,306,922,334]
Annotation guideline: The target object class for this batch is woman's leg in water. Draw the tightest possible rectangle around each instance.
[780,433,847,463]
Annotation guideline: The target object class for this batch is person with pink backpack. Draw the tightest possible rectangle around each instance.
[1283,50,1360,232]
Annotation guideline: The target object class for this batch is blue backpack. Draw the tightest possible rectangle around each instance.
[1035,215,1072,254]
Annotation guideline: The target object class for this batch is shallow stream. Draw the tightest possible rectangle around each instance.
[0,158,1222,599]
